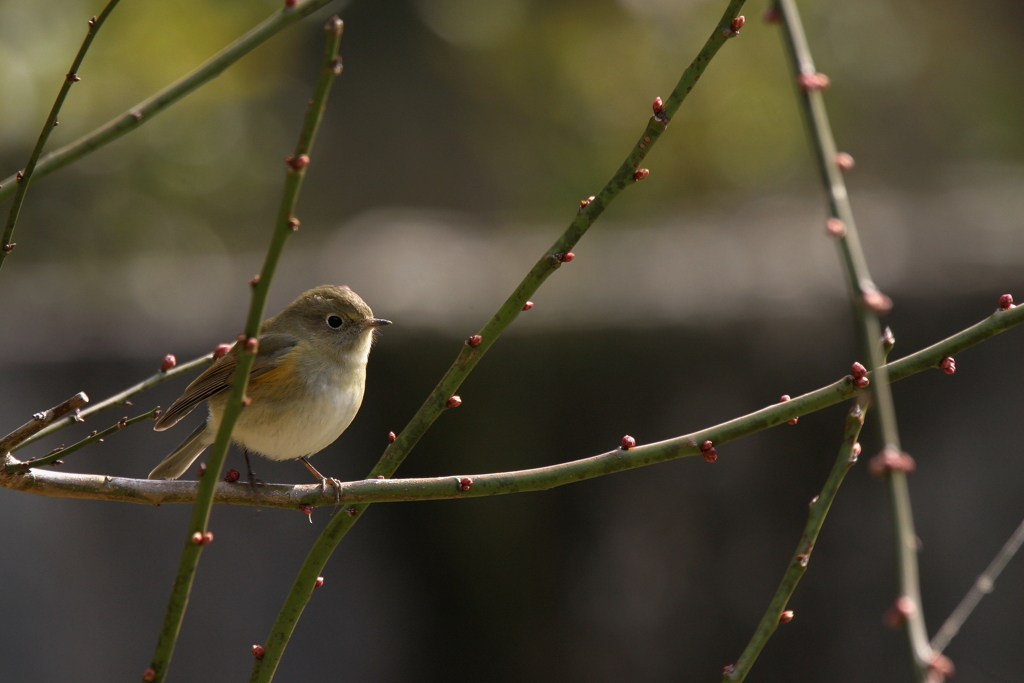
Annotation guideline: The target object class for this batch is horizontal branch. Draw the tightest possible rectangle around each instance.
[4,300,1021,508]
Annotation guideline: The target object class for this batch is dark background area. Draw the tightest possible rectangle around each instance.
[1,0,1022,681]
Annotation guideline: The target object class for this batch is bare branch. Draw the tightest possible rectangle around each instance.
[724,402,867,681]
[1,392,88,455]
[14,353,212,452]
[775,0,931,675]
[931,514,1024,654]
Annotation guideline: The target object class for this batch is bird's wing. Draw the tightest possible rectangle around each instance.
[153,334,299,431]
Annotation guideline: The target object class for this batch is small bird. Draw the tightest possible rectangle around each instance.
[148,285,390,490]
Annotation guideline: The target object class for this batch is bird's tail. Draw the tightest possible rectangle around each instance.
[148,421,211,480]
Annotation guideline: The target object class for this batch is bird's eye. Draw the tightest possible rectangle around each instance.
[327,315,343,328]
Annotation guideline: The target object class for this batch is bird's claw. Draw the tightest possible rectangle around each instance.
[320,477,343,514]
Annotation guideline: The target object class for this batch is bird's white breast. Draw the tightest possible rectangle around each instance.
[223,340,371,461]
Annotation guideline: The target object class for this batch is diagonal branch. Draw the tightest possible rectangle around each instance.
[930,513,1024,654]
[775,0,931,676]
[5,407,161,472]
[12,353,213,453]
[0,0,336,205]
[144,18,345,683]
[0,0,122,274]
[724,400,867,682]
[0,392,89,455]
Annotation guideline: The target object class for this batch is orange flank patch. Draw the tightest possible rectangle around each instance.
[247,356,303,399]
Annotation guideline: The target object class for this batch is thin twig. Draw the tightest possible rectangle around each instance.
[0,0,122,274]
[145,19,344,683]
[724,401,867,681]
[930,513,1024,654]
[0,392,89,455]
[775,0,931,676]
[0,0,335,203]
[13,353,213,452]
[5,407,161,472]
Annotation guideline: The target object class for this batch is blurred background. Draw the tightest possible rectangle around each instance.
[1,0,1022,680]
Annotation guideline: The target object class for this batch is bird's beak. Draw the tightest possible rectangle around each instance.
[362,318,392,329]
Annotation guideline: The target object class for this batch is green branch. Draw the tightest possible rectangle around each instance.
[724,402,867,681]
[144,19,344,683]
[775,0,931,676]
[1,300,1022,512]
[13,353,213,452]
[6,407,160,472]
[0,0,122,275]
[245,4,746,679]
[0,0,336,205]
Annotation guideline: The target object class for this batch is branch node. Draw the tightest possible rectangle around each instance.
[700,440,718,463]
[778,395,798,424]
[797,72,830,91]
[285,154,310,171]
[881,326,896,352]
[835,152,855,173]
[884,595,917,629]
[869,448,916,478]
[825,217,846,238]
[848,442,862,465]
[863,287,893,314]
[927,653,955,683]
[324,15,343,37]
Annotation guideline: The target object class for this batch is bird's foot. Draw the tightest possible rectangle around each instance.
[318,476,343,513]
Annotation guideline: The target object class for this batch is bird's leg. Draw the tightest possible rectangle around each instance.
[300,456,342,510]
[243,448,265,502]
